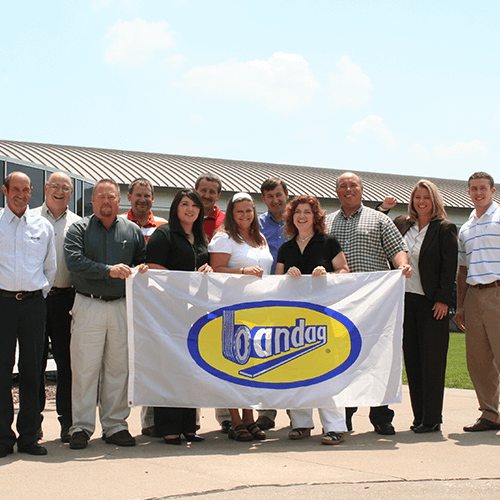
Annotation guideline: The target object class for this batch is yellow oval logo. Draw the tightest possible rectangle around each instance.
[188,300,361,388]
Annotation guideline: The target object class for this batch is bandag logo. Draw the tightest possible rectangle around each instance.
[188,300,361,388]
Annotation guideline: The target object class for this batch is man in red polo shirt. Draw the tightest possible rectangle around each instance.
[121,178,167,242]
[195,173,224,240]
[120,177,166,436]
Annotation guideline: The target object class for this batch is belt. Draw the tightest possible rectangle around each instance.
[48,287,74,296]
[77,291,125,302]
[471,280,500,290]
[0,289,43,300]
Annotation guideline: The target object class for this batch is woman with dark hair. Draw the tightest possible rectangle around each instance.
[393,180,457,433]
[146,188,212,445]
[209,192,273,441]
[276,195,349,445]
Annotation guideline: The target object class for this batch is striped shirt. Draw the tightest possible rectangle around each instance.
[458,202,500,285]
[326,204,407,273]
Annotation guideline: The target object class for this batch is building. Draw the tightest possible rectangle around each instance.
[1,139,497,226]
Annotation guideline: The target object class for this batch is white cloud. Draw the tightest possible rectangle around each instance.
[433,140,488,159]
[407,143,431,162]
[165,54,188,66]
[182,52,319,113]
[189,114,203,123]
[346,115,397,150]
[104,18,177,66]
[329,56,372,107]
[92,0,133,12]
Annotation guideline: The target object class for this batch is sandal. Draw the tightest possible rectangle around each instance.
[288,428,311,440]
[228,424,253,442]
[321,431,345,445]
[246,422,266,440]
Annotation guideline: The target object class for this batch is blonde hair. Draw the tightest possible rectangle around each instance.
[408,179,447,222]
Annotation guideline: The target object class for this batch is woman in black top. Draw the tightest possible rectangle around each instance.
[276,195,350,445]
[146,188,212,445]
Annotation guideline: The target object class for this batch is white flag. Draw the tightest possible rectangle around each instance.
[127,270,404,409]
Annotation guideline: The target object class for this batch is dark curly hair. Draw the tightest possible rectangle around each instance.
[283,195,326,238]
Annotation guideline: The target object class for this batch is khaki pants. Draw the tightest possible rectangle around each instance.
[464,285,500,423]
[70,294,130,438]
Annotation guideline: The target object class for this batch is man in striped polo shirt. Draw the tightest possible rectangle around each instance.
[456,172,500,432]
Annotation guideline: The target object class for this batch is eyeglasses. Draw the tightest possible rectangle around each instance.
[47,184,72,192]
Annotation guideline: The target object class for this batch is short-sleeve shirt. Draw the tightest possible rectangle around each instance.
[326,204,407,273]
[458,202,500,285]
[208,232,273,275]
[146,225,209,271]
[277,233,342,274]
[258,211,286,274]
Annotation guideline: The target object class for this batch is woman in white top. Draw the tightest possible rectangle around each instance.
[208,192,273,441]
[393,180,457,434]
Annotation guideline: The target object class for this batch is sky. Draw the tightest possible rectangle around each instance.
[1,0,499,182]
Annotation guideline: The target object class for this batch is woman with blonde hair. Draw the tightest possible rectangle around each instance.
[394,180,457,433]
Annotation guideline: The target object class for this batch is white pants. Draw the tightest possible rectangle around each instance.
[289,407,347,433]
[70,294,130,438]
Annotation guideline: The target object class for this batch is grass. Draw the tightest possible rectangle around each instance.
[402,331,474,390]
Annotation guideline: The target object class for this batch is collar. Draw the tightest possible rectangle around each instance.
[42,202,68,221]
[3,204,30,222]
[340,203,363,219]
[472,202,498,220]
[265,211,284,225]
[204,205,222,221]
[126,209,156,228]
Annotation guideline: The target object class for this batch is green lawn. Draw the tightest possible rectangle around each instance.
[402,331,474,390]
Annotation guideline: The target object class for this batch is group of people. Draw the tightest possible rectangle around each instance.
[1,167,499,458]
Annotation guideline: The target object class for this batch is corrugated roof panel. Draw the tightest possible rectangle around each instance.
[2,139,499,209]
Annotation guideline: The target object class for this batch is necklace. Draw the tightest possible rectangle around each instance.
[297,233,314,242]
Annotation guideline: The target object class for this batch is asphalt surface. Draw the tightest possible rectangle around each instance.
[1,386,499,500]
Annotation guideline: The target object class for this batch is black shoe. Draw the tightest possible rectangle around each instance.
[413,423,440,434]
[18,443,48,456]
[60,424,71,443]
[374,422,396,435]
[183,433,204,442]
[0,445,14,458]
[220,420,231,434]
[70,431,89,449]
[164,435,182,445]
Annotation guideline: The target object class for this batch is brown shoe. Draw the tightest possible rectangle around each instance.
[105,429,136,446]
[463,418,500,432]
[256,416,275,430]
[70,431,89,449]
[141,426,160,437]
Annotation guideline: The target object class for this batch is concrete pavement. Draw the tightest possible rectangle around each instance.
[1,386,500,500]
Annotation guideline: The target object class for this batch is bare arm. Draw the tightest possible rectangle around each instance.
[392,251,412,278]
[210,252,263,277]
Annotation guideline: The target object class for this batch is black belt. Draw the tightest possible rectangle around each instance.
[0,289,43,301]
[48,287,74,296]
[471,280,500,290]
[77,291,125,302]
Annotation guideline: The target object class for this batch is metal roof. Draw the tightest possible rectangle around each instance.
[0,139,496,209]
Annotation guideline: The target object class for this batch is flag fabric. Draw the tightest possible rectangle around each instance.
[127,269,405,409]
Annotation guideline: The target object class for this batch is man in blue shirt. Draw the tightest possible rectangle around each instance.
[256,177,289,430]
[258,177,289,275]
[0,171,56,457]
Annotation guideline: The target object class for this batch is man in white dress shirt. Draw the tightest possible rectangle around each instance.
[0,171,56,457]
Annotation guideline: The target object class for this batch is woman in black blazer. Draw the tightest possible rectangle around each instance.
[394,180,458,434]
